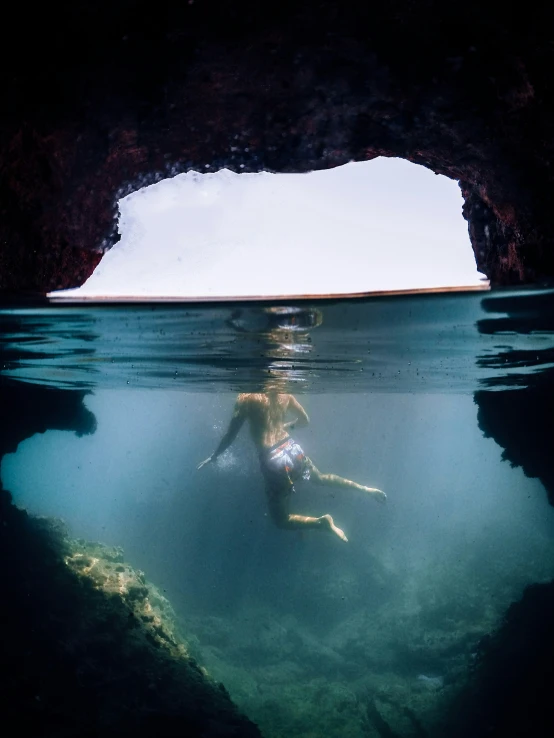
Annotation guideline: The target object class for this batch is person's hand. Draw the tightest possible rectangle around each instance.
[197,455,214,470]
[372,489,387,504]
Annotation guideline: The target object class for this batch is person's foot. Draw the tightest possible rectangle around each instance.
[320,514,348,542]
[365,487,387,504]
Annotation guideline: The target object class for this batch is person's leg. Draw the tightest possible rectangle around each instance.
[266,486,348,542]
[306,458,386,503]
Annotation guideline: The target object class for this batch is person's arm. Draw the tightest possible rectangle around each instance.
[197,397,247,469]
[284,395,310,431]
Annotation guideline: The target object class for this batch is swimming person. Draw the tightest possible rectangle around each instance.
[197,392,386,542]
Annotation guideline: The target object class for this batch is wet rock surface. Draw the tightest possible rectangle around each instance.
[1,1,554,290]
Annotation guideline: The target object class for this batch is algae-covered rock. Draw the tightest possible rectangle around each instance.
[180,535,554,738]
[0,486,261,738]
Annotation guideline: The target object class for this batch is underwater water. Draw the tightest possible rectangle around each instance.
[2,288,554,738]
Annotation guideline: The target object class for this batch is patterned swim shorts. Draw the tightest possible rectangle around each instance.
[260,437,311,492]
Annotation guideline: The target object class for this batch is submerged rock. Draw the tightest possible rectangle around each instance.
[416,674,444,691]
[445,581,554,738]
[0,487,261,738]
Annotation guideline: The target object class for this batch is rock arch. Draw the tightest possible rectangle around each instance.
[1,1,552,291]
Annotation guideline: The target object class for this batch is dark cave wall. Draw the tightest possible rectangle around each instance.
[476,387,554,506]
[0,490,262,738]
[0,383,97,460]
[1,0,554,290]
[0,382,261,737]
[474,290,554,504]
[446,581,554,738]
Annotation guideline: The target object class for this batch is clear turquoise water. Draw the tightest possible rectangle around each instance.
[2,288,554,737]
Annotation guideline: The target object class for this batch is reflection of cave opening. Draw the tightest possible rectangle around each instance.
[60,158,483,299]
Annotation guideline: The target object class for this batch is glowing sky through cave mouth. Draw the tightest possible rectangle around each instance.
[59,158,485,299]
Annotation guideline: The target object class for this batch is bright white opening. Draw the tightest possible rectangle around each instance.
[58,158,485,299]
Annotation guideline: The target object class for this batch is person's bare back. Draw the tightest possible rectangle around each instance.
[238,392,310,451]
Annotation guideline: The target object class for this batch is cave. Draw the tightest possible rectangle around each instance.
[1,0,554,292]
[2,3,554,737]
[0,382,262,737]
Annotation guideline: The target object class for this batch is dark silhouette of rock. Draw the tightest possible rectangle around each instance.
[476,387,554,503]
[445,581,554,738]
[0,382,97,458]
[0,489,261,737]
[474,290,554,504]
[1,1,554,290]
[0,382,260,737]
